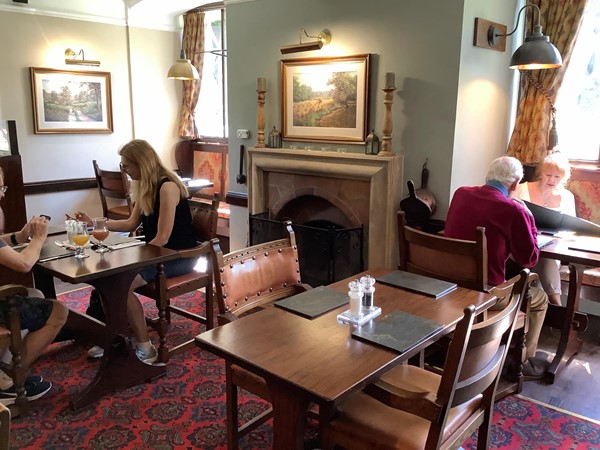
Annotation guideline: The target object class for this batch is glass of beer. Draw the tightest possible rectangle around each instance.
[72,221,90,259]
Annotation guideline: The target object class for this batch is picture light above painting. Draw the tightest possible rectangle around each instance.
[29,67,113,134]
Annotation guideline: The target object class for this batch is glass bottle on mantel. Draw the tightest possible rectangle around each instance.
[268,126,282,148]
[348,280,364,317]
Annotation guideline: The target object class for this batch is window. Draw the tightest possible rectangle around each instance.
[195,6,228,139]
[555,0,600,163]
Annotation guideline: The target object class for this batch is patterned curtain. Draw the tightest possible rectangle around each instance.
[506,0,587,164]
[178,11,205,139]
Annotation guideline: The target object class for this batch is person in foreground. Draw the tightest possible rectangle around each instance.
[0,167,69,404]
[445,156,549,379]
[517,151,576,306]
[70,139,197,363]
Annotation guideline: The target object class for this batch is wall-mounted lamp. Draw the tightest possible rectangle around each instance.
[474,4,562,70]
[65,48,100,66]
[280,28,331,55]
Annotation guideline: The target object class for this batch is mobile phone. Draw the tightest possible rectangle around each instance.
[40,214,51,221]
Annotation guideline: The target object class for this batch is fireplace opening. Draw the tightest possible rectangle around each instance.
[250,211,364,287]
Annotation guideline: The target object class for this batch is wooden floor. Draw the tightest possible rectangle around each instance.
[521,315,600,421]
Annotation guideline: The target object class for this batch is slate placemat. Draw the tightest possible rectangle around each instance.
[352,310,444,354]
[376,270,457,299]
[274,286,348,319]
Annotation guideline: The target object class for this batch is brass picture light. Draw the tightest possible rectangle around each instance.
[280,28,332,55]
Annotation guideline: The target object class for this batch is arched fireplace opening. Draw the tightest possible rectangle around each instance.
[250,195,364,287]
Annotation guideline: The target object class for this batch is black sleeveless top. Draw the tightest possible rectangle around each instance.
[141,178,197,250]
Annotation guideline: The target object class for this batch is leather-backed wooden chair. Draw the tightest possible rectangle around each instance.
[0,285,29,417]
[210,221,311,449]
[322,270,528,450]
[0,401,9,450]
[397,211,531,399]
[92,160,133,220]
[136,195,219,363]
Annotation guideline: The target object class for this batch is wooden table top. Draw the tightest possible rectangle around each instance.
[35,234,180,284]
[196,267,496,406]
[541,234,600,267]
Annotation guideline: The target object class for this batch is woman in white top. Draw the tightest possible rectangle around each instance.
[519,152,576,305]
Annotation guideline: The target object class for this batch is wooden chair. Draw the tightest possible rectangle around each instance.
[92,160,133,220]
[0,402,9,450]
[0,285,29,417]
[136,195,219,363]
[210,221,311,449]
[397,211,531,399]
[322,270,528,450]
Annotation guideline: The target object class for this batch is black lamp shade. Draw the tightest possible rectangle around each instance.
[509,35,562,70]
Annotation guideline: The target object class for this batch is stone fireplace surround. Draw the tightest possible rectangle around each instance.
[248,148,404,269]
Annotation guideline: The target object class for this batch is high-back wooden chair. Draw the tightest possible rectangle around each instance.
[397,211,532,399]
[322,270,528,450]
[210,221,311,449]
[92,160,133,220]
[398,211,487,291]
[0,285,29,418]
[136,195,219,363]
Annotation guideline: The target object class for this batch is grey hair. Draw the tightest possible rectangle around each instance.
[485,156,523,187]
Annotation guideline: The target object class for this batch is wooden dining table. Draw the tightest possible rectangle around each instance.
[33,234,180,410]
[195,267,497,449]
[540,233,600,383]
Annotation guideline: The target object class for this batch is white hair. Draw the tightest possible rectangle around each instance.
[485,156,523,187]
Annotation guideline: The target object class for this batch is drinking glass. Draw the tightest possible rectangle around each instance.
[92,217,110,253]
[72,221,90,259]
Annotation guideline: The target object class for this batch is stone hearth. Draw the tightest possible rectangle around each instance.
[248,148,403,269]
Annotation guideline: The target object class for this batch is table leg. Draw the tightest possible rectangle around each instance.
[545,264,585,384]
[70,270,166,410]
[267,378,310,450]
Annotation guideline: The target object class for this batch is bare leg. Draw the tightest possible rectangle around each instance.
[127,275,150,343]
[21,300,68,367]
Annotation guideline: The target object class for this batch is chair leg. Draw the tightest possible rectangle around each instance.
[205,281,214,330]
[225,362,239,450]
[0,402,10,450]
[476,400,494,450]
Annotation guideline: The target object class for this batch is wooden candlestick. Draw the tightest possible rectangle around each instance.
[256,86,267,148]
[379,86,396,156]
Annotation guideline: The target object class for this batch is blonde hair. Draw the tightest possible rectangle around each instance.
[118,139,188,215]
[536,152,571,184]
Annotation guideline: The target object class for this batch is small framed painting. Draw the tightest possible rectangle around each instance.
[280,54,370,144]
[30,67,113,134]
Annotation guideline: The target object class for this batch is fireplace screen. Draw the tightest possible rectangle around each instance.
[250,211,364,287]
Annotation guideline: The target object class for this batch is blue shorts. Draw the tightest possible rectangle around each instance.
[140,258,198,283]
[0,296,53,332]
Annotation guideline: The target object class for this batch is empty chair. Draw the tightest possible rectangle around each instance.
[209,221,311,449]
[0,285,29,417]
[136,195,219,363]
[92,160,133,220]
[322,270,528,450]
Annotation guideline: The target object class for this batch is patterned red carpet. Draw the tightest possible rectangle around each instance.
[9,288,600,449]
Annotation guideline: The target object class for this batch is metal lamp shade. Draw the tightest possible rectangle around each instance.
[509,35,562,70]
[167,59,199,80]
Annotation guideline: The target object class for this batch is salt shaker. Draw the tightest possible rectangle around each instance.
[348,280,364,316]
[360,275,376,309]
[65,219,76,244]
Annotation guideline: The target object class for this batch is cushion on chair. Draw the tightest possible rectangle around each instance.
[560,266,600,288]
[329,365,482,450]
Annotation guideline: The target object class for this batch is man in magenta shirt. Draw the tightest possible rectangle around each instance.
[445,156,548,378]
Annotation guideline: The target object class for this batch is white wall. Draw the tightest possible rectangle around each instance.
[0,7,181,226]
[450,0,519,200]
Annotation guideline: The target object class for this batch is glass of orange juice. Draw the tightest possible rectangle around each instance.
[72,221,90,259]
[92,217,110,253]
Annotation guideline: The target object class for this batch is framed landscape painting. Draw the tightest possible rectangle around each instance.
[281,54,370,143]
[30,67,113,134]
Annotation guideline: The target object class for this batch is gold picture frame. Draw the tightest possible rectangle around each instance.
[30,67,113,134]
[281,54,370,143]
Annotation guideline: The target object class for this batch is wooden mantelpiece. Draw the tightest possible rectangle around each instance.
[248,148,404,269]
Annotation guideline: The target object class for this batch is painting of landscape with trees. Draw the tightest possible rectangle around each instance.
[281,54,370,143]
[30,68,113,134]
